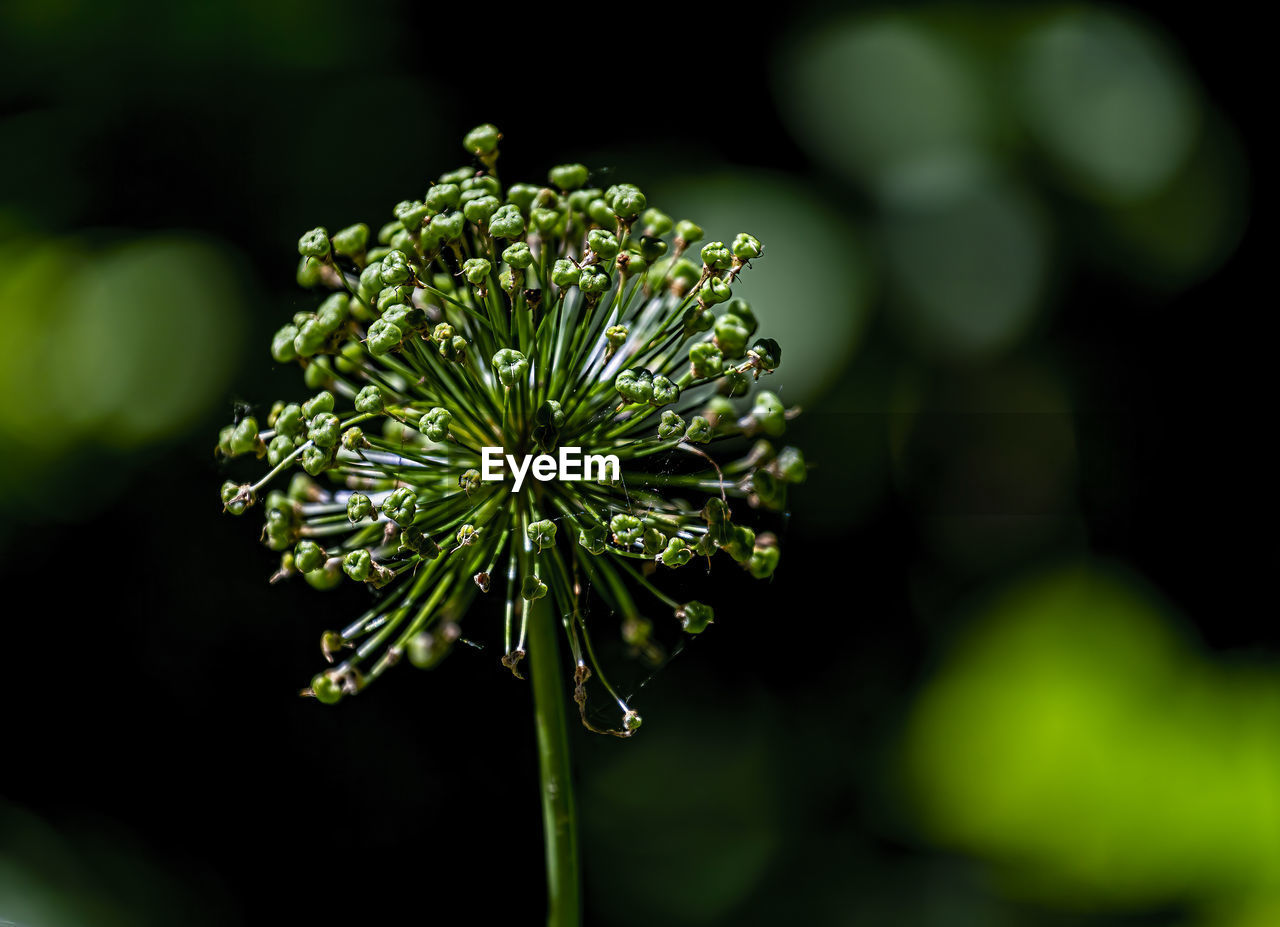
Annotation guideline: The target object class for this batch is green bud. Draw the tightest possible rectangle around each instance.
[336,340,365,373]
[641,208,673,236]
[419,407,452,443]
[357,263,384,301]
[426,183,461,212]
[650,374,680,406]
[535,399,565,429]
[587,229,620,262]
[677,601,714,634]
[382,303,425,333]
[227,417,259,458]
[298,227,330,258]
[343,548,375,582]
[316,293,349,332]
[507,183,540,212]
[609,185,646,218]
[366,318,403,356]
[354,385,384,414]
[615,368,653,404]
[271,323,299,363]
[297,256,325,288]
[459,468,481,493]
[382,487,418,527]
[492,348,529,388]
[301,443,335,475]
[267,434,294,466]
[311,672,344,705]
[642,527,668,557]
[347,492,373,523]
[331,223,370,257]
[551,259,581,287]
[488,204,525,239]
[295,539,328,573]
[700,241,732,270]
[669,257,702,290]
[549,163,590,190]
[503,241,534,269]
[748,541,780,579]
[302,391,334,418]
[748,338,781,372]
[307,412,341,448]
[682,305,715,337]
[639,235,668,262]
[462,174,500,196]
[394,200,430,230]
[376,222,400,245]
[521,574,548,601]
[774,446,807,484]
[379,250,412,285]
[724,524,756,563]
[693,532,717,558]
[701,275,732,305]
[714,313,750,358]
[751,391,787,437]
[527,519,557,552]
[531,207,563,234]
[293,319,329,358]
[463,194,501,225]
[732,232,763,259]
[578,267,610,296]
[724,298,758,335]
[578,522,607,555]
[657,409,685,440]
[659,536,692,568]
[689,341,724,378]
[464,123,502,155]
[429,210,465,243]
[221,480,252,515]
[304,558,343,591]
[752,468,786,510]
[456,523,478,547]
[605,324,628,353]
[341,427,365,451]
[684,416,712,444]
[587,197,614,227]
[721,368,751,397]
[276,404,305,440]
[217,424,235,456]
[463,257,491,285]
[399,525,440,559]
[675,220,703,244]
[610,513,645,547]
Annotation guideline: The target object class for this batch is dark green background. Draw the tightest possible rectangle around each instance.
[0,2,1270,924]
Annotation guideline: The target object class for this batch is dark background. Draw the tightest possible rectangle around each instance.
[0,2,1271,925]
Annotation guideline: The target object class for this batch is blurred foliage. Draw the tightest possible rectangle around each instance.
[0,0,1260,924]
[0,229,246,515]
[903,563,1280,922]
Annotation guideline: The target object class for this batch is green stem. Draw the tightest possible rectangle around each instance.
[528,593,581,927]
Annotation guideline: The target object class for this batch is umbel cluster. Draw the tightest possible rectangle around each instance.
[216,125,805,734]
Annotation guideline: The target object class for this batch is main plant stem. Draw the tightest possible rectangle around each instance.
[528,594,581,926]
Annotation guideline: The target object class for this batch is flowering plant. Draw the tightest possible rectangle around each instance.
[216,124,803,923]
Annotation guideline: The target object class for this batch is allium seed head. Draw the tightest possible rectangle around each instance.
[216,126,803,734]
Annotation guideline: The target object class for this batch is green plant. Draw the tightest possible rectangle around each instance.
[216,125,802,925]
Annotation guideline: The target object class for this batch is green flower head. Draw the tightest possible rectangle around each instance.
[216,126,798,735]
